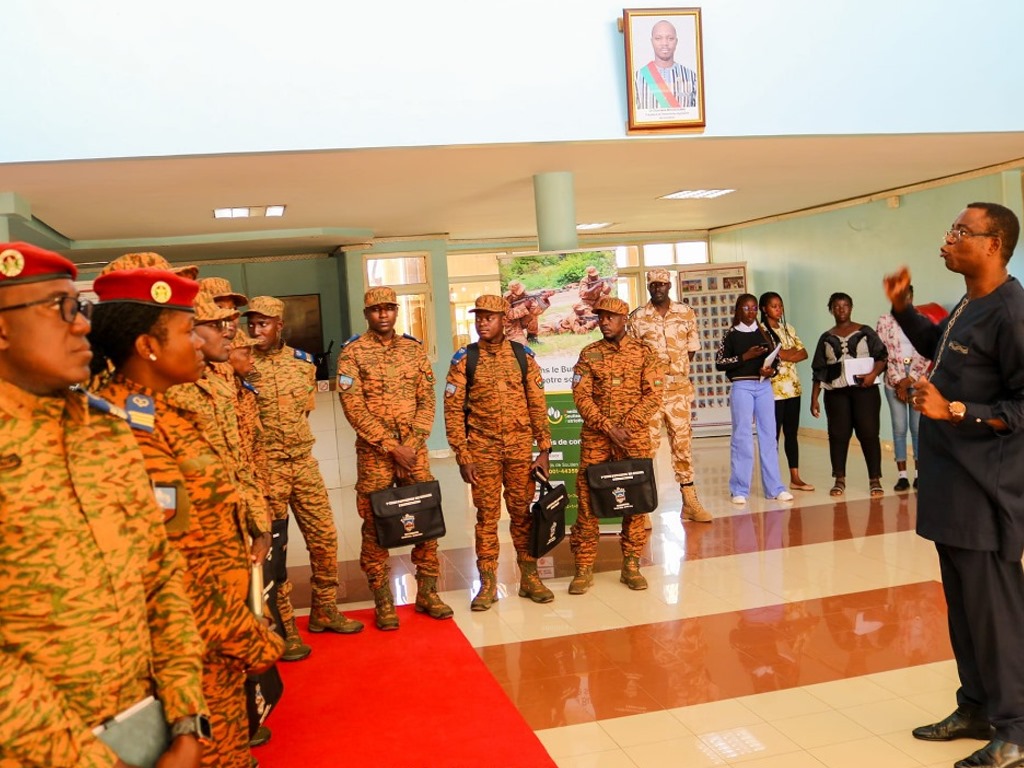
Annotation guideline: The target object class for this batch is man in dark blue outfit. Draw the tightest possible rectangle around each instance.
[885,202,1024,768]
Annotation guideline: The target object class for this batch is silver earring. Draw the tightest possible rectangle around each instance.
[148,353,158,361]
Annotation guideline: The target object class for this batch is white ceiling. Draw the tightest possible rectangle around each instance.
[3,131,1024,264]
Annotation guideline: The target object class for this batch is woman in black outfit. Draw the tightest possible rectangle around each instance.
[809,292,888,497]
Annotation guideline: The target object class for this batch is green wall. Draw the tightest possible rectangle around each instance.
[710,170,1024,441]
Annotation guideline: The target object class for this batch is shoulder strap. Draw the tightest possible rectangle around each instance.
[509,341,528,388]
[464,342,480,396]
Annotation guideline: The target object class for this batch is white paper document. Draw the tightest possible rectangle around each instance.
[843,356,877,386]
[760,344,782,381]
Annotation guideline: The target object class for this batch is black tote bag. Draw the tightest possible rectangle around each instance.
[528,473,568,558]
[370,480,446,548]
[585,458,658,517]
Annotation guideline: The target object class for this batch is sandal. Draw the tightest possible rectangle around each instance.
[829,478,846,497]
[790,481,815,492]
[869,479,884,497]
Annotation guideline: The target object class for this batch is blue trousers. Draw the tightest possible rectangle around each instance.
[883,384,920,463]
[729,379,786,498]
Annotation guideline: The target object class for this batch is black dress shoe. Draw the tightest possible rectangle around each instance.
[955,740,1024,768]
[894,477,911,491]
[913,709,992,741]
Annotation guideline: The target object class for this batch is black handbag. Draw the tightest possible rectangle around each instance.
[370,480,446,548]
[585,458,658,517]
[528,471,568,558]
[246,666,284,738]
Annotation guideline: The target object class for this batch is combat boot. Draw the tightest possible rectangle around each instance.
[620,555,648,590]
[280,617,312,662]
[681,484,713,523]
[517,559,554,603]
[568,565,594,595]
[372,585,400,630]
[471,570,499,611]
[414,575,454,620]
[308,602,364,634]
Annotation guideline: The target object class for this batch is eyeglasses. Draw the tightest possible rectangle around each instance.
[945,228,998,243]
[0,294,94,323]
[195,319,233,332]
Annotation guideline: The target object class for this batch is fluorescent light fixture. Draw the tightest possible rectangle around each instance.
[213,208,233,219]
[213,205,286,219]
[265,205,286,217]
[231,207,250,218]
[576,222,613,231]
[660,189,736,200]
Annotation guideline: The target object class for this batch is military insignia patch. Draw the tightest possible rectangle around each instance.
[338,374,354,391]
[611,377,622,386]
[535,376,544,389]
[444,382,457,398]
[150,280,172,304]
[0,249,25,278]
[125,393,156,432]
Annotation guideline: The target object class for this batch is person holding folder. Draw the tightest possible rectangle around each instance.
[715,294,794,505]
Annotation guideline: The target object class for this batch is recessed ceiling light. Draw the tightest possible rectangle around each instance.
[213,208,233,219]
[265,205,286,217]
[576,222,613,231]
[660,189,736,200]
[213,205,287,219]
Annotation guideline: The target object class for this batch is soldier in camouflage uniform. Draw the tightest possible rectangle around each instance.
[570,296,665,594]
[90,267,284,768]
[245,296,364,642]
[578,265,612,310]
[627,268,712,522]
[336,287,452,630]
[444,294,553,610]
[504,279,541,344]
[0,243,208,767]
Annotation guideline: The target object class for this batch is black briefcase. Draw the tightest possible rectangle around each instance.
[585,458,658,517]
[370,480,446,548]
[528,472,568,558]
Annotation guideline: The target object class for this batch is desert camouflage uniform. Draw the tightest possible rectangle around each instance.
[444,340,552,571]
[627,300,701,484]
[0,380,206,768]
[337,332,438,586]
[504,288,539,343]
[98,378,284,768]
[571,336,664,564]
[166,366,271,540]
[578,275,612,310]
[251,344,340,622]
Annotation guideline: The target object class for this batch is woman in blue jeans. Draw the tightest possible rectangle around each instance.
[715,294,793,505]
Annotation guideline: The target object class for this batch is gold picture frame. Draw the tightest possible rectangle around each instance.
[623,7,706,132]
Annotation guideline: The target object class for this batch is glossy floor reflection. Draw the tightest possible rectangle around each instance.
[290,435,965,768]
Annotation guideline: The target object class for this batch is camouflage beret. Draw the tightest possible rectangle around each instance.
[593,296,629,316]
[646,268,672,284]
[243,296,284,319]
[468,294,510,314]
[364,286,398,307]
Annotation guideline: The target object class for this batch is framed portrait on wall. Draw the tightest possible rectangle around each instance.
[623,7,706,132]
[280,293,324,355]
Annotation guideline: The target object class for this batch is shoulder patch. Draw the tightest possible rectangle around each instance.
[340,334,361,349]
[242,380,259,395]
[124,393,156,433]
[86,392,129,422]
[451,347,468,365]
[337,374,355,391]
[444,382,458,398]
[402,333,422,344]
[522,344,536,358]
[293,348,315,364]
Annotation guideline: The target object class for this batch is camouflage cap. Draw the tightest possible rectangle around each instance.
[468,294,510,314]
[199,276,248,307]
[593,296,629,316]
[364,286,398,308]
[507,280,524,292]
[100,252,200,280]
[194,291,239,322]
[243,296,284,318]
[229,333,260,350]
[646,268,672,284]
[585,265,598,276]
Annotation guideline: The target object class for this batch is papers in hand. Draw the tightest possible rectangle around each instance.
[760,344,782,381]
[843,356,876,386]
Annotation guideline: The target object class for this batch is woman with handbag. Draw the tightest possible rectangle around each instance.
[715,294,793,505]
[810,292,888,497]
[89,267,285,768]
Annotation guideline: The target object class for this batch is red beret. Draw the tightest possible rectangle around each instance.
[0,242,77,286]
[93,268,199,311]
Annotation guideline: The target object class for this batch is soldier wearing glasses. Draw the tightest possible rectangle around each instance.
[884,203,1024,768]
[0,243,208,767]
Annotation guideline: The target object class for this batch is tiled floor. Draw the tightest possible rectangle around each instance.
[290,434,969,767]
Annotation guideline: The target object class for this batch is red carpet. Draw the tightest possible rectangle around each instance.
[257,608,556,767]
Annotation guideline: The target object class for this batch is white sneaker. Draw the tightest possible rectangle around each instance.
[731,495,746,505]
[775,491,795,502]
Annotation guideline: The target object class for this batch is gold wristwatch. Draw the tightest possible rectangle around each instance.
[948,401,967,423]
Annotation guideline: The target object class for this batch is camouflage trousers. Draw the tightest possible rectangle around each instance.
[469,456,535,571]
[266,453,339,623]
[571,438,651,567]
[650,386,696,485]
[201,658,248,768]
[355,445,439,589]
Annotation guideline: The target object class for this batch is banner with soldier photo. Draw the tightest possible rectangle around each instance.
[498,249,618,524]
